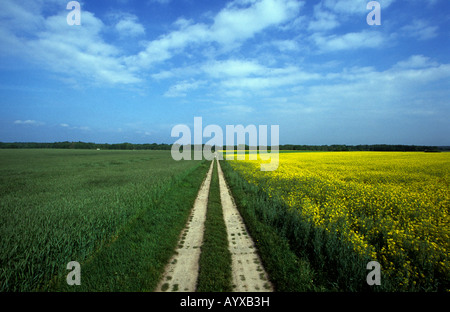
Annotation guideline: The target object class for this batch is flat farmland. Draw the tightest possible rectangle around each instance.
[2,149,449,292]
[0,149,207,291]
[222,151,450,291]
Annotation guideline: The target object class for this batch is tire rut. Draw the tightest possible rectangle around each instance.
[155,157,272,292]
[216,158,273,292]
[155,160,213,292]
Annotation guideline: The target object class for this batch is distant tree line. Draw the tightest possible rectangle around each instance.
[0,141,172,150]
[0,141,447,152]
[275,144,447,152]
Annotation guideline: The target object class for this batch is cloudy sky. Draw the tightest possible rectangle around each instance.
[0,0,449,145]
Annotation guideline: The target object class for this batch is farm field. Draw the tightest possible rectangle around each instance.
[0,149,208,291]
[2,148,449,292]
[223,151,449,291]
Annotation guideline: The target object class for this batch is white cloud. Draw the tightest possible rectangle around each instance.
[151,70,175,80]
[126,0,303,68]
[115,15,145,37]
[222,70,320,91]
[211,0,302,45]
[311,30,386,51]
[395,55,438,69]
[14,120,45,126]
[322,0,395,15]
[269,57,450,121]
[0,0,46,33]
[306,0,396,32]
[125,22,210,69]
[215,63,321,94]
[147,0,172,4]
[0,2,142,86]
[271,39,300,52]
[27,11,141,85]
[401,20,438,40]
[308,3,339,31]
[202,59,265,78]
[388,62,450,83]
[164,80,206,97]
[205,54,450,125]
[59,123,91,131]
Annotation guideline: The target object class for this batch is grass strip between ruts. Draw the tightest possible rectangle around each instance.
[196,160,233,292]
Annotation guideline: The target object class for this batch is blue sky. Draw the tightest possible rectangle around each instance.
[0,0,449,145]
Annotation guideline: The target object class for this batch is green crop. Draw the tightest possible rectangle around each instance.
[0,149,204,292]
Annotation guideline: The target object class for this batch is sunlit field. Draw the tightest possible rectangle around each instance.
[0,149,207,291]
[226,151,449,291]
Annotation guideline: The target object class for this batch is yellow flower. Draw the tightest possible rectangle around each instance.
[229,151,450,289]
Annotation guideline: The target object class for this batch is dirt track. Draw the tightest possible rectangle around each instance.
[156,157,272,292]
[155,160,213,292]
[216,158,273,292]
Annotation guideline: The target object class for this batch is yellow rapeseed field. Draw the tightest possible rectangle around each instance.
[227,151,449,290]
